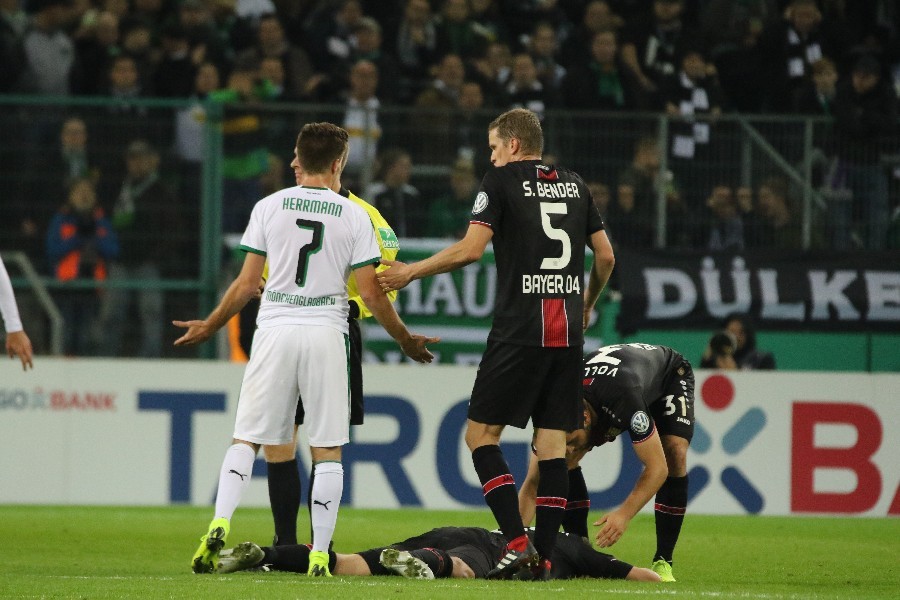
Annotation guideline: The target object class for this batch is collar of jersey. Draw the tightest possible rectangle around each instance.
[299,185,329,190]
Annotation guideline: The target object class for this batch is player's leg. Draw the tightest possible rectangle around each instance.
[299,326,351,577]
[264,429,301,546]
[527,346,583,579]
[466,342,542,579]
[193,326,301,573]
[466,419,536,578]
[650,360,695,582]
[530,426,568,579]
[192,439,259,573]
[561,466,590,538]
[653,434,689,580]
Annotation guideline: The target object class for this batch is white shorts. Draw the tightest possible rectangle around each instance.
[234,324,350,447]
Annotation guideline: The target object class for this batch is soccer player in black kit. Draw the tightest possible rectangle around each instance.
[215,526,660,582]
[519,343,694,582]
[378,108,616,580]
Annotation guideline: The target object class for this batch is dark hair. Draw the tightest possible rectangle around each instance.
[296,123,349,174]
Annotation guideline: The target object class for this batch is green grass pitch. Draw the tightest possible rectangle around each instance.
[0,505,896,599]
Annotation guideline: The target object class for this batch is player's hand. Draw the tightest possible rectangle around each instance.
[400,333,441,363]
[377,259,413,292]
[172,320,214,346]
[582,308,592,331]
[593,510,629,548]
[254,277,266,300]
[6,330,33,371]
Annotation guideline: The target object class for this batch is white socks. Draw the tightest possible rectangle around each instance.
[214,443,256,520]
[310,461,344,553]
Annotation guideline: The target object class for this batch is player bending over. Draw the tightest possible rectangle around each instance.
[519,343,694,582]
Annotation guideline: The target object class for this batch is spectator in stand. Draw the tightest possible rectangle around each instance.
[613,136,670,248]
[526,21,566,92]
[620,0,698,108]
[500,0,569,43]
[659,46,725,208]
[210,60,277,235]
[427,158,479,238]
[755,176,804,250]
[303,0,364,73]
[560,0,624,68]
[561,28,646,110]
[830,53,897,251]
[793,56,838,115]
[350,16,402,105]
[342,59,382,190]
[393,0,439,98]
[469,0,508,47]
[173,61,221,212]
[364,148,426,238]
[46,176,119,356]
[17,0,81,95]
[759,0,847,113]
[177,0,233,73]
[130,0,170,40]
[700,0,771,113]
[153,22,197,98]
[74,9,120,96]
[98,140,182,358]
[0,0,28,92]
[237,13,319,102]
[704,184,745,252]
[118,16,155,90]
[505,52,559,121]
[413,52,466,164]
[451,80,492,170]
[434,0,492,60]
[467,40,511,106]
[701,313,776,370]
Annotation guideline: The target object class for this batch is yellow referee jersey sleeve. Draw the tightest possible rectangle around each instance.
[259,191,399,319]
[347,191,400,318]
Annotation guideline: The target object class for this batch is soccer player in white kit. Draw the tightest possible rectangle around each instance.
[174,123,438,576]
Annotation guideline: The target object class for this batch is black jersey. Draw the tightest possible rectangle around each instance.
[582,343,691,447]
[471,160,605,348]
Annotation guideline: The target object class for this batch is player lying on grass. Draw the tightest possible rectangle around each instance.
[215,526,660,581]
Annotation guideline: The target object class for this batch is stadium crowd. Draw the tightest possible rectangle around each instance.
[1,0,899,356]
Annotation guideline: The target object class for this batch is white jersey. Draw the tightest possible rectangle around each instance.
[240,185,380,333]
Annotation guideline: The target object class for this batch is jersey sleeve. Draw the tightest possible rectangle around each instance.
[350,209,381,270]
[624,393,656,445]
[239,202,267,256]
[348,194,400,318]
[0,257,23,333]
[470,169,504,230]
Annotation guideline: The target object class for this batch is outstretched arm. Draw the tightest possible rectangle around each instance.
[174,252,266,346]
[378,224,493,292]
[0,257,32,370]
[594,429,668,548]
[356,263,439,363]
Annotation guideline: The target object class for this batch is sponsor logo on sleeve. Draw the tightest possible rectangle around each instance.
[631,411,650,435]
[472,191,489,214]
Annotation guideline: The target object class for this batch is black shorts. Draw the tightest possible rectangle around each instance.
[470,341,583,431]
[357,527,504,578]
[296,315,364,426]
[649,357,695,442]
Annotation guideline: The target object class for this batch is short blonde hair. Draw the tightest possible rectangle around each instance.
[489,108,543,155]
